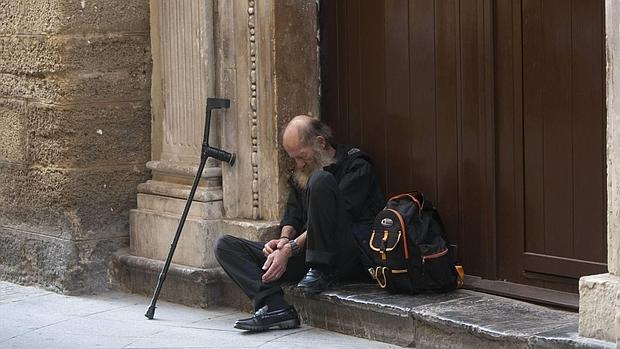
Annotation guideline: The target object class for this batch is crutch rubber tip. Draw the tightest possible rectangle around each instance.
[145,305,156,320]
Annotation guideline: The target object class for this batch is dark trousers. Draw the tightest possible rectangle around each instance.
[214,170,364,309]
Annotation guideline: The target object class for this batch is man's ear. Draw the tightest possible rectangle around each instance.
[316,136,326,149]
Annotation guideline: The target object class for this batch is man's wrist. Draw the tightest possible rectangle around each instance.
[279,225,297,240]
[288,239,300,256]
[279,242,293,258]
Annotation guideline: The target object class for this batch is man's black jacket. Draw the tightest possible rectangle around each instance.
[280,144,385,234]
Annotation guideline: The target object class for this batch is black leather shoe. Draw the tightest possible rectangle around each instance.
[234,306,300,332]
[296,268,335,294]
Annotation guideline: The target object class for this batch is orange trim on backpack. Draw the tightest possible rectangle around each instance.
[422,249,449,261]
[385,208,409,260]
[455,265,465,288]
[388,192,423,213]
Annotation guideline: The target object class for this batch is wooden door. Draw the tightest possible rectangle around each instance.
[320,0,607,295]
[495,0,607,292]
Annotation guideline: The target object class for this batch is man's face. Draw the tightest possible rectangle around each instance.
[283,126,334,189]
[283,130,327,189]
[286,142,323,190]
[285,142,318,171]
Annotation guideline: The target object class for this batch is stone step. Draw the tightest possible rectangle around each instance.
[113,218,278,312]
[111,251,614,348]
[111,251,249,311]
[284,283,615,349]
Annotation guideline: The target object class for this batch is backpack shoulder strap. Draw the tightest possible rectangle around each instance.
[384,208,410,260]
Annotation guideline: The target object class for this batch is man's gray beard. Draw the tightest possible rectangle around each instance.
[293,146,335,190]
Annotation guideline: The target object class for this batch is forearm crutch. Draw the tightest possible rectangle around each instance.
[145,98,235,320]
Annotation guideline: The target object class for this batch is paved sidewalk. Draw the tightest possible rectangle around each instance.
[0,281,402,349]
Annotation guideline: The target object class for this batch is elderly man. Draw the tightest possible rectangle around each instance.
[215,115,384,332]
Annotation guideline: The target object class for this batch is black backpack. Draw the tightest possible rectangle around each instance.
[366,192,464,294]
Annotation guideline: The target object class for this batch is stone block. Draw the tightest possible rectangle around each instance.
[0,225,128,294]
[0,99,27,163]
[0,71,149,104]
[285,284,613,349]
[0,36,62,74]
[0,73,59,102]
[273,0,319,120]
[0,163,65,237]
[147,160,223,185]
[289,288,415,347]
[1,0,149,35]
[136,193,223,220]
[579,273,620,342]
[129,209,222,269]
[112,252,224,309]
[55,166,149,240]
[414,324,527,349]
[0,164,149,241]
[0,35,151,75]
[138,180,223,202]
[218,219,279,242]
[0,1,21,34]
[0,225,70,292]
[27,102,150,167]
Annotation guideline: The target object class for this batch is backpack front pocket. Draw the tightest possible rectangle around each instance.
[421,249,457,292]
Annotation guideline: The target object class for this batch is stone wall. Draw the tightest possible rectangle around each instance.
[0,0,151,294]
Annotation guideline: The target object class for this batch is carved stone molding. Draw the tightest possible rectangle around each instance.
[248,0,259,219]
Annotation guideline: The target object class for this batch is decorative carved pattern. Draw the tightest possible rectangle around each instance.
[248,0,259,219]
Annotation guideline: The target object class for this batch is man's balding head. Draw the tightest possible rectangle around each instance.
[283,115,333,149]
[282,115,336,188]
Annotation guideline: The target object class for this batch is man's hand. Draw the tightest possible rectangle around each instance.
[262,237,290,257]
[261,245,292,283]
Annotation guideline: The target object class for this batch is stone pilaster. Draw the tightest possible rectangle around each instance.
[129,0,225,269]
[578,0,620,344]
[217,0,319,221]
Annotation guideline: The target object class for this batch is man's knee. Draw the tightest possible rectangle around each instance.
[307,170,337,194]
[214,234,235,261]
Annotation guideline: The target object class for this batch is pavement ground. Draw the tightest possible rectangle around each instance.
[0,281,402,349]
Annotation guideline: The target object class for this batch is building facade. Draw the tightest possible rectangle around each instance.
[0,0,617,344]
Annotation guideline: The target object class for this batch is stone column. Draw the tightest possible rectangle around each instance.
[578,0,620,344]
[129,0,225,269]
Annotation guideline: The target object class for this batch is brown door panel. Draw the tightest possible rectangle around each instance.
[498,0,607,289]
[320,0,607,295]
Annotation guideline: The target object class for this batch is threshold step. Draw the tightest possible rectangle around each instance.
[284,283,614,349]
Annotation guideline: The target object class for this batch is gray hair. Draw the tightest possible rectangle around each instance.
[288,115,333,146]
